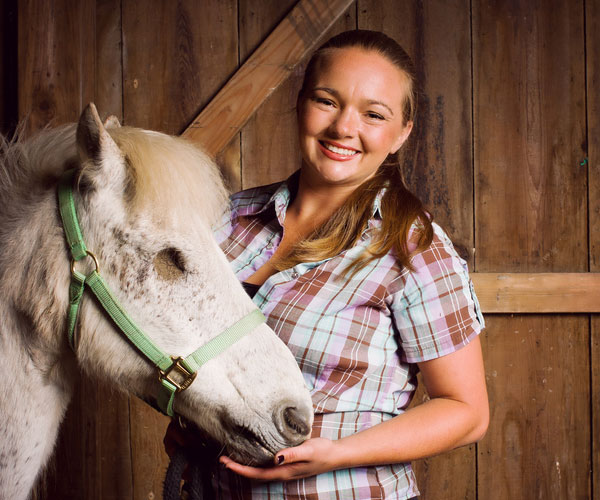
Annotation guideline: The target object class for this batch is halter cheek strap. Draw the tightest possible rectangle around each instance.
[58,169,265,416]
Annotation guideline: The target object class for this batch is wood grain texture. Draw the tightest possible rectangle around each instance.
[358,2,476,498]
[479,315,591,499]
[122,0,238,134]
[17,0,96,135]
[182,0,355,157]
[589,0,600,494]
[473,1,590,498]
[473,0,587,273]
[472,273,600,313]
[239,0,356,190]
[589,0,600,273]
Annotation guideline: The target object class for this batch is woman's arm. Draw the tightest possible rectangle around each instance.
[220,336,489,481]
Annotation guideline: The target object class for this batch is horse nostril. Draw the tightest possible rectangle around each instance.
[282,406,311,438]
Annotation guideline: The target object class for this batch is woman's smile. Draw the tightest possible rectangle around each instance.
[318,140,361,161]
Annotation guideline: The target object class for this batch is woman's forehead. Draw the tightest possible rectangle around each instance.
[309,47,410,106]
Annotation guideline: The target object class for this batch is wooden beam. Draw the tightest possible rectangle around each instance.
[182,0,354,156]
[472,273,600,313]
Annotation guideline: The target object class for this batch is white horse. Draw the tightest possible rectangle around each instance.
[0,104,313,500]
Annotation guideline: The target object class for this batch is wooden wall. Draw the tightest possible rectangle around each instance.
[2,0,598,498]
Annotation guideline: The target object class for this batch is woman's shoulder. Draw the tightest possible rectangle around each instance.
[407,221,470,277]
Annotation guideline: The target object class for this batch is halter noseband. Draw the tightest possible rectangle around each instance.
[57,169,265,416]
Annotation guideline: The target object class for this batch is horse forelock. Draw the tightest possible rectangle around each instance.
[108,127,229,229]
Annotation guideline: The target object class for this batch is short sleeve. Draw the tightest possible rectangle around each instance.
[391,224,485,363]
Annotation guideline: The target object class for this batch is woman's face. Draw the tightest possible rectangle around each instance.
[297,47,413,190]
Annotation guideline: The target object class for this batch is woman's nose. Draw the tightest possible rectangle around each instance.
[330,108,358,138]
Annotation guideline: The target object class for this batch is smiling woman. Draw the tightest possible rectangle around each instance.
[297,48,412,187]
[169,30,488,500]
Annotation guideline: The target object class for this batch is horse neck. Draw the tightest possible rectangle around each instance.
[0,180,76,500]
[0,155,75,385]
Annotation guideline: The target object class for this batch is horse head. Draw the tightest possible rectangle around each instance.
[0,105,315,499]
[72,104,313,464]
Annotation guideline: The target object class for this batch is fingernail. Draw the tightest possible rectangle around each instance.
[276,455,284,465]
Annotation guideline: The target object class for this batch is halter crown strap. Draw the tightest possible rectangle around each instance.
[57,169,265,416]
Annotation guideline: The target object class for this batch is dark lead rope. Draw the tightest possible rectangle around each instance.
[163,443,218,500]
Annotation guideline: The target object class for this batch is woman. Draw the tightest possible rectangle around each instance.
[175,29,488,499]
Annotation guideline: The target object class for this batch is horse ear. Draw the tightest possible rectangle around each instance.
[76,103,126,191]
[103,115,121,129]
[77,103,120,163]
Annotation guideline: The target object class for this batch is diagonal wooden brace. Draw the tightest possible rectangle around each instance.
[182,0,355,156]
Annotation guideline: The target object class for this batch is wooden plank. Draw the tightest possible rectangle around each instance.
[239,0,356,189]
[359,1,476,498]
[17,0,96,135]
[479,315,591,499]
[182,0,355,156]
[122,0,238,134]
[473,0,587,274]
[473,1,590,499]
[121,1,239,496]
[588,0,600,493]
[472,273,600,313]
[588,0,599,251]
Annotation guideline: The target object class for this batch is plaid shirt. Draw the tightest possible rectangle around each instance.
[211,177,485,499]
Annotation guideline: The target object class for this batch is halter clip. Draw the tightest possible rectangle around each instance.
[159,356,198,392]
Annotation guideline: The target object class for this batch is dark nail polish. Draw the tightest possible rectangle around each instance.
[277,455,284,465]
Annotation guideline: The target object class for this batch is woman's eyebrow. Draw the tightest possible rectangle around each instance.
[312,87,395,116]
[366,100,394,116]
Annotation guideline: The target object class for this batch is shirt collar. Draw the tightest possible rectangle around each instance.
[245,171,385,224]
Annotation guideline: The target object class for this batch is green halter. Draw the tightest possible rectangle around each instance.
[57,169,265,416]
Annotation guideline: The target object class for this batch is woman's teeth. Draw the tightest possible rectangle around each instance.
[323,143,359,156]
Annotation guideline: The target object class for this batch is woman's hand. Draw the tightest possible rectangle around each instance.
[219,437,339,481]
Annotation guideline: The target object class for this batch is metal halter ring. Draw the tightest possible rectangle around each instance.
[70,250,100,276]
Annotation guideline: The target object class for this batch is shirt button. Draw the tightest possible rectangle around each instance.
[266,242,273,249]
[291,271,299,279]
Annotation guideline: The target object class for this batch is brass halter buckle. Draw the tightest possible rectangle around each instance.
[158,356,198,392]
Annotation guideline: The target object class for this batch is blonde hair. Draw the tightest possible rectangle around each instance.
[277,30,433,274]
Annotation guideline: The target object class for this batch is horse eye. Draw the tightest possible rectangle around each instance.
[153,248,186,281]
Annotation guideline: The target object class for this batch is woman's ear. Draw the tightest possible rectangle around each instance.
[390,120,413,154]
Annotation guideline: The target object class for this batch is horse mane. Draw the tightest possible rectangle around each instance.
[0,123,228,228]
[107,126,228,229]
[0,123,78,205]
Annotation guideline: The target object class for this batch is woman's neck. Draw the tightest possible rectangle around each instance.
[287,170,358,228]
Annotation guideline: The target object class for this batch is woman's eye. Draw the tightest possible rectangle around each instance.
[153,248,186,281]
[366,112,385,120]
[314,97,334,106]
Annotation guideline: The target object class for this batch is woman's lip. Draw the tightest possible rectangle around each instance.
[318,141,361,161]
